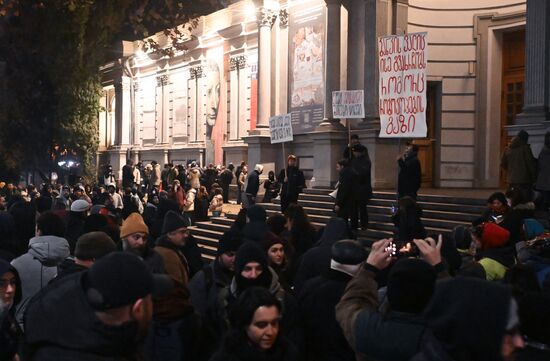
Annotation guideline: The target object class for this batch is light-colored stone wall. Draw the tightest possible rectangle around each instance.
[408,0,526,187]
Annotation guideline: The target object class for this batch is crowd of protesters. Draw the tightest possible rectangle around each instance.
[0,131,549,361]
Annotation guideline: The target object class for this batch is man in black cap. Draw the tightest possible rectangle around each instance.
[350,144,372,231]
[151,210,195,361]
[299,239,367,361]
[336,236,447,361]
[188,231,242,361]
[25,252,168,360]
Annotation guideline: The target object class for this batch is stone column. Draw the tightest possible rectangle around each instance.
[516,0,550,124]
[317,0,344,130]
[364,0,380,122]
[256,6,277,129]
[346,0,366,93]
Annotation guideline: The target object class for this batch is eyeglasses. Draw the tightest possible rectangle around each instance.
[0,278,16,289]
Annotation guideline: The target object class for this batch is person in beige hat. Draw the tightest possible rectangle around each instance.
[120,212,164,273]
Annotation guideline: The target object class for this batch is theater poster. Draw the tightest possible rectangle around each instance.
[288,1,325,134]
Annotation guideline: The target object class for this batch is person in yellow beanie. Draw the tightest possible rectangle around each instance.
[120,212,164,273]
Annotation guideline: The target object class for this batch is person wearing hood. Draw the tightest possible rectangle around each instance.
[244,164,264,208]
[278,155,306,213]
[211,287,299,361]
[536,131,550,210]
[262,170,280,203]
[120,213,164,274]
[501,129,537,199]
[397,142,422,199]
[299,240,366,361]
[242,205,270,243]
[24,252,163,361]
[0,260,22,361]
[336,236,446,361]
[189,231,242,361]
[293,217,349,292]
[151,210,195,361]
[411,277,524,361]
[471,222,515,281]
[212,242,301,354]
[11,211,69,328]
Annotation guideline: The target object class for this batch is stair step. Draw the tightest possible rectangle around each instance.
[303,188,334,195]
[189,227,224,240]
[373,191,487,206]
[193,221,231,233]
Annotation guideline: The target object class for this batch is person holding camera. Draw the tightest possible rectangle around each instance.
[336,236,447,361]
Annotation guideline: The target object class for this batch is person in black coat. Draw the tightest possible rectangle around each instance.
[350,145,372,230]
[210,287,298,361]
[122,159,135,189]
[262,171,280,203]
[299,240,366,361]
[278,155,306,213]
[245,165,263,208]
[0,260,22,361]
[219,166,234,203]
[397,142,421,199]
[334,159,354,225]
[392,196,427,247]
[293,217,349,292]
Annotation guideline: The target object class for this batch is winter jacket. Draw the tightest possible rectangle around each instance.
[336,267,433,361]
[335,166,354,210]
[501,136,537,184]
[25,273,144,361]
[153,236,193,321]
[219,169,234,186]
[189,258,233,317]
[398,151,421,198]
[210,194,224,213]
[293,218,349,291]
[122,165,134,188]
[0,261,22,361]
[184,188,197,212]
[350,154,373,201]
[188,168,201,189]
[150,164,162,186]
[278,166,305,201]
[536,146,550,190]
[245,170,261,197]
[11,235,70,327]
[299,269,356,361]
[210,332,299,361]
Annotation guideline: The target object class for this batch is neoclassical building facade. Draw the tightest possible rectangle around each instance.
[99,0,550,189]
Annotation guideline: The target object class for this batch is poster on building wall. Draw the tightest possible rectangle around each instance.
[288,1,325,134]
[378,32,428,138]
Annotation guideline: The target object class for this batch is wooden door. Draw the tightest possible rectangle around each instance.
[412,83,436,187]
[500,30,525,185]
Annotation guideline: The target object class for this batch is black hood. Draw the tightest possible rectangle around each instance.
[316,217,349,247]
[423,277,511,361]
[24,273,141,358]
[0,259,21,311]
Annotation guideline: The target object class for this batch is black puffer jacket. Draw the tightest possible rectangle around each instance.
[210,331,298,361]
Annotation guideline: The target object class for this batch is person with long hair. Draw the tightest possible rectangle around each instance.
[0,260,22,361]
[210,287,298,361]
[195,186,210,222]
[284,204,319,260]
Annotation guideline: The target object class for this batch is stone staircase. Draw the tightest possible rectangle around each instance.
[190,188,487,262]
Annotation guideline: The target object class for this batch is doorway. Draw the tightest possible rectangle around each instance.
[500,29,525,185]
[412,82,438,188]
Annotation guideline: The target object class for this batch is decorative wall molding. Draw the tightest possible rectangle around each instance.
[257,7,277,28]
[156,75,168,87]
[190,66,205,79]
[279,9,289,28]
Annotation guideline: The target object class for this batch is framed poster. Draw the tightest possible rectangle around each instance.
[288,0,325,134]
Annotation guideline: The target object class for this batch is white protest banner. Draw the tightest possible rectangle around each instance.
[269,113,294,144]
[332,90,365,119]
[378,32,428,138]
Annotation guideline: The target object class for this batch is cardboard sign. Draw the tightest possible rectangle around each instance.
[269,114,294,144]
[332,90,365,119]
[378,32,428,138]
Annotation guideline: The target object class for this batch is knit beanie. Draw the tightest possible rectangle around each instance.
[120,212,149,239]
[262,232,284,251]
[387,258,436,314]
[218,231,243,255]
[162,210,190,235]
[75,232,117,260]
[235,242,269,275]
[452,225,472,250]
[331,239,367,265]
